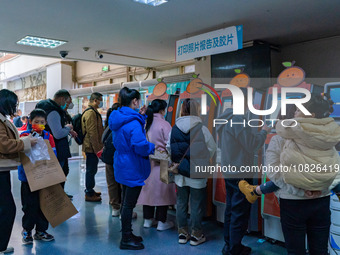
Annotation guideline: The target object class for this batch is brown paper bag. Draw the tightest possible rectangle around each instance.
[39,184,78,228]
[20,140,66,192]
[160,160,174,184]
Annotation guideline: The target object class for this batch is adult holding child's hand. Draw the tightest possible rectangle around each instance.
[0,89,33,254]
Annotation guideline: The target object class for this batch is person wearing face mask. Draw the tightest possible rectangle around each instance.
[18,109,56,245]
[0,89,36,254]
[81,92,104,202]
[109,87,155,250]
[36,90,75,178]
[137,99,176,231]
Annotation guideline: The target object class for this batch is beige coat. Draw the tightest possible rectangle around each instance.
[0,113,31,171]
[81,106,104,154]
[276,117,340,191]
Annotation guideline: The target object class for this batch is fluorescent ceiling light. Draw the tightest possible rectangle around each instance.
[134,0,168,6]
[16,36,67,49]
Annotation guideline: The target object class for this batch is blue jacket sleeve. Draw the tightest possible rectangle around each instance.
[130,121,155,157]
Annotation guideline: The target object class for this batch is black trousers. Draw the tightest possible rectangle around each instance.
[224,178,252,255]
[60,159,69,189]
[0,172,16,251]
[85,153,99,196]
[21,182,49,232]
[143,205,168,222]
[121,185,142,238]
[280,196,330,255]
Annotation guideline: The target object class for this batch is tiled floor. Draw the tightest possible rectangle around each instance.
[8,160,287,254]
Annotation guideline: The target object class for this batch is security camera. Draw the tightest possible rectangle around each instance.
[59,51,68,59]
[95,51,103,59]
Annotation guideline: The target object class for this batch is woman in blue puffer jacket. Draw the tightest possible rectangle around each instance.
[109,87,155,251]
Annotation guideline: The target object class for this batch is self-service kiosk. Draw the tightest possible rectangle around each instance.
[262,64,323,242]
[324,82,340,255]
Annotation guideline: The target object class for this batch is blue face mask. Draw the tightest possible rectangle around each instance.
[61,102,67,110]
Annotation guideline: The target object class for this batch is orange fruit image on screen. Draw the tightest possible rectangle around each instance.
[277,61,305,87]
[153,81,167,97]
[229,69,250,87]
[186,74,203,94]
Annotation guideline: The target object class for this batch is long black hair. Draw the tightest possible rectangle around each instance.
[304,94,331,118]
[0,89,18,117]
[105,103,120,128]
[119,87,140,107]
[145,99,167,133]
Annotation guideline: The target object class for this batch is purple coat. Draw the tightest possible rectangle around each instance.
[137,113,176,206]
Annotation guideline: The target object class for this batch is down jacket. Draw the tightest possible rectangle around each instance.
[276,117,340,191]
[109,106,155,187]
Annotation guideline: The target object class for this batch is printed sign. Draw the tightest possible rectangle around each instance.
[176,25,243,62]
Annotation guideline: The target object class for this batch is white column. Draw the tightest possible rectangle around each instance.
[46,63,73,98]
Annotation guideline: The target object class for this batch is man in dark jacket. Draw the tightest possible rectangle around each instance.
[36,90,77,190]
[216,90,270,255]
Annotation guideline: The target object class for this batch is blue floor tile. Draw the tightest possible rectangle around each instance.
[8,160,287,254]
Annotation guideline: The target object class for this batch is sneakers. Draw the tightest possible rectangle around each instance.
[22,229,33,245]
[143,219,158,228]
[33,231,54,242]
[238,180,260,204]
[178,233,190,244]
[112,208,120,217]
[190,234,206,246]
[157,221,174,231]
[0,247,14,254]
[85,194,102,202]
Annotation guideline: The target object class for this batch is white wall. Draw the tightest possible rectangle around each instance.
[76,61,122,77]
[1,55,58,80]
[195,56,211,86]
[46,63,73,98]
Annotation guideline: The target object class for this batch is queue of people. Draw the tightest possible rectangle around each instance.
[0,85,339,255]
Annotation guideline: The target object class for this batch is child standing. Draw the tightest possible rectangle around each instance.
[19,109,56,244]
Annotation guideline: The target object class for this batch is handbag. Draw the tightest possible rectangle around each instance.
[150,149,170,161]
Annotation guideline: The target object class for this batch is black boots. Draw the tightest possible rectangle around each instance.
[120,233,144,250]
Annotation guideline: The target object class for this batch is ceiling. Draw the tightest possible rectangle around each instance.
[1,0,340,67]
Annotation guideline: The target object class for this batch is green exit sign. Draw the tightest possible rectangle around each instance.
[102,65,110,72]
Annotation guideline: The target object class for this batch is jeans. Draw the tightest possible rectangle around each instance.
[176,186,206,237]
[143,205,168,222]
[105,164,121,210]
[259,181,279,194]
[0,172,16,251]
[85,153,99,196]
[224,179,252,255]
[280,196,330,255]
[121,185,142,238]
[21,182,48,232]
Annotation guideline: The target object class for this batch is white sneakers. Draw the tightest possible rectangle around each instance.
[112,209,120,217]
[143,219,158,228]
[0,247,14,254]
[157,221,174,231]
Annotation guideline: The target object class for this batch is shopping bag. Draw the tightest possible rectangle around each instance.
[160,160,175,184]
[24,136,50,164]
[40,184,78,228]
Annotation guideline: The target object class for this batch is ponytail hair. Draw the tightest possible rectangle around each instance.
[145,99,167,133]
[119,87,140,107]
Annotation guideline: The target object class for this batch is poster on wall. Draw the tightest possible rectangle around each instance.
[176,25,243,62]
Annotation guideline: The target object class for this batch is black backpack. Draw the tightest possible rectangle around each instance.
[72,108,94,145]
[100,128,116,165]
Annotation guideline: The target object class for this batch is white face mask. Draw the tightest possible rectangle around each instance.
[99,101,103,108]
[68,102,74,110]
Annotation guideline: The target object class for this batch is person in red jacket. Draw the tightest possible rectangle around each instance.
[18,109,56,245]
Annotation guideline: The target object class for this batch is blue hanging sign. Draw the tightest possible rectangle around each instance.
[176,25,243,62]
